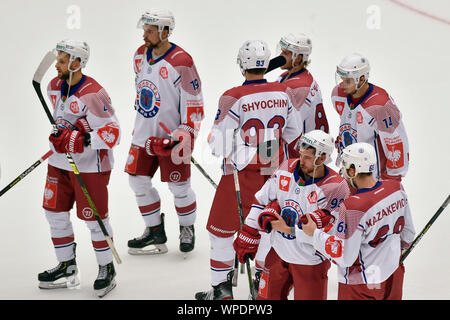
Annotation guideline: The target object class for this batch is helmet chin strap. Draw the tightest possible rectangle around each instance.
[65,56,82,101]
[343,167,358,189]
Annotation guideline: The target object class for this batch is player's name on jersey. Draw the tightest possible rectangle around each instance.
[365,197,408,228]
[242,99,288,112]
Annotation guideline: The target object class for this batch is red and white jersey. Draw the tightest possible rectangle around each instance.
[332,83,409,179]
[278,69,329,135]
[208,79,301,175]
[246,159,350,265]
[132,43,204,147]
[312,179,415,285]
[47,75,120,173]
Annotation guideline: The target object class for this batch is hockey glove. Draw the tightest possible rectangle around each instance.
[258,200,281,232]
[74,117,92,134]
[49,128,85,154]
[298,209,335,229]
[233,224,261,264]
[145,136,176,157]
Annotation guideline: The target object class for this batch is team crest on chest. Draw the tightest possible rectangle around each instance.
[338,123,357,149]
[136,80,161,118]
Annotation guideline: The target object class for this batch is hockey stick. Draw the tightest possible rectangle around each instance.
[32,51,122,265]
[232,168,256,299]
[158,121,218,189]
[265,56,286,74]
[0,150,53,198]
[401,194,450,262]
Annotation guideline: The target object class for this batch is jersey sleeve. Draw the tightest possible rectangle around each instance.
[174,61,204,135]
[399,189,415,249]
[312,203,365,267]
[244,172,279,230]
[367,97,409,178]
[208,93,240,158]
[80,88,121,150]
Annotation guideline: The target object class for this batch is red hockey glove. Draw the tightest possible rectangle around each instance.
[258,200,281,232]
[49,128,85,154]
[74,117,92,134]
[233,224,261,264]
[145,136,176,157]
[298,209,335,229]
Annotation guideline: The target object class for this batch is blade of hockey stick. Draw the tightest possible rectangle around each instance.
[265,56,286,74]
[33,51,56,83]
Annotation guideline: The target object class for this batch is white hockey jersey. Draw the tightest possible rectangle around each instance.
[132,43,204,147]
[208,79,301,175]
[278,69,329,135]
[246,159,350,265]
[312,179,415,285]
[47,75,120,173]
[332,83,409,179]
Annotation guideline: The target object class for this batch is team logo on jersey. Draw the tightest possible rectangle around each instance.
[385,136,404,169]
[338,124,357,149]
[70,101,79,114]
[159,67,168,79]
[307,191,318,204]
[136,80,161,118]
[187,105,204,131]
[356,111,363,124]
[325,236,343,258]
[50,95,57,109]
[97,122,119,148]
[279,176,291,191]
[335,101,345,115]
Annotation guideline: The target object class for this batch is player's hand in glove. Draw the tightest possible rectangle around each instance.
[258,200,281,232]
[145,137,176,157]
[233,224,261,264]
[73,117,92,134]
[298,209,335,230]
[49,128,85,154]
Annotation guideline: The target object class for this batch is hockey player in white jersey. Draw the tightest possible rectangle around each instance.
[40,39,121,297]
[276,33,329,158]
[195,40,301,300]
[333,54,409,182]
[125,9,204,255]
[302,142,415,300]
[233,130,350,300]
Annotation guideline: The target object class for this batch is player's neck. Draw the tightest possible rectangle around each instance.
[245,73,264,81]
[153,40,172,57]
[351,82,370,100]
[355,176,377,190]
[66,71,83,86]
[287,64,305,78]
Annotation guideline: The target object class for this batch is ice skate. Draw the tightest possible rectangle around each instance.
[248,270,261,300]
[195,270,234,300]
[128,213,168,255]
[179,224,195,258]
[38,243,79,289]
[94,262,116,298]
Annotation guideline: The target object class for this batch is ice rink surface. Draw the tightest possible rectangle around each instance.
[0,0,449,300]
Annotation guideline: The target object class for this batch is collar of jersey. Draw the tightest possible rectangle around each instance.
[146,43,176,65]
[293,162,329,186]
[280,68,306,83]
[61,75,86,101]
[346,83,373,109]
[242,79,267,86]
[355,180,382,194]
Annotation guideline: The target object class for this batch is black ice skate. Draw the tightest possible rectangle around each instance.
[128,213,168,255]
[179,225,195,256]
[94,262,116,298]
[38,243,79,289]
[249,270,261,300]
[195,270,234,300]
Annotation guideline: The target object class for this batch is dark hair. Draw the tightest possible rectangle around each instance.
[246,68,266,75]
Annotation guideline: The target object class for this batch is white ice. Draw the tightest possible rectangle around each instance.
[0,0,449,300]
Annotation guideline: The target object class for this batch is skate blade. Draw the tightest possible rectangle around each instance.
[128,244,168,255]
[39,275,80,290]
[232,268,238,287]
[95,279,116,298]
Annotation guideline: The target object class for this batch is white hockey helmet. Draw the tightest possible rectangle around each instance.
[138,8,175,39]
[278,33,312,65]
[335,53,370,90]
[341,142,377,174]
[237,40,271,75]
[55,39,90,71]
[297,130,334,161]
